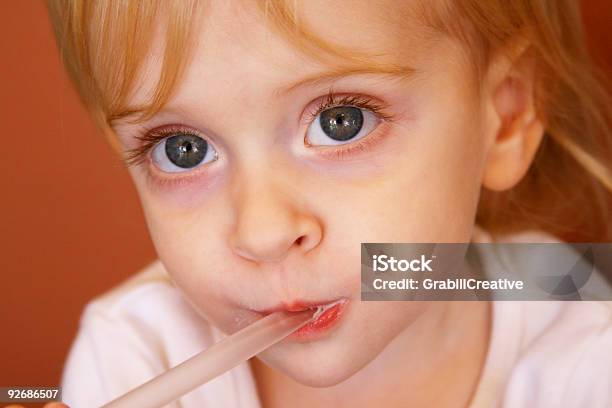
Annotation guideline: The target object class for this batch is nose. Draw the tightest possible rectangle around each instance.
[228,170,322,264]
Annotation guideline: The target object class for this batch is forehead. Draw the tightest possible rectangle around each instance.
[125,0,437,115]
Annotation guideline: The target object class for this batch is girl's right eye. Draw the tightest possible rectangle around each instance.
[152,132,218,173]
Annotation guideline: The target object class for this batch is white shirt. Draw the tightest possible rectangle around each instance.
[60,227,612,407]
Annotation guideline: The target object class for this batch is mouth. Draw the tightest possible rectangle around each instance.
[254,298,349,342]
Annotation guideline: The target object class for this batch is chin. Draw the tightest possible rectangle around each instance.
[256,301,427,387]
[259,337,375,387]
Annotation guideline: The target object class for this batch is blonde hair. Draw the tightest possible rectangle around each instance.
[47,0,611,242]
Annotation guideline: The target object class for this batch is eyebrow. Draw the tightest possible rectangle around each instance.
[274,63,416,96]
[110,63,416,127]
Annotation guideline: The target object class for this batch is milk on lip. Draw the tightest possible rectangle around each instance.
[312,299,346,320]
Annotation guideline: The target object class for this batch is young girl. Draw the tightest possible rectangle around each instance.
[43,0,611,407]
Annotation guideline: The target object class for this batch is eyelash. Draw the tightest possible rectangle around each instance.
[121,88,396,168]
[122,124,193,168]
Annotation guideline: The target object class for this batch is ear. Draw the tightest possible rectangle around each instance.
[481,38,545,192]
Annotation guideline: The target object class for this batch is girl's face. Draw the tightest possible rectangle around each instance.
[113,1,496,386]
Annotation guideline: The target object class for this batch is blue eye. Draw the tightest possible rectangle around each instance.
[306,105,380,146]
[152,133,218,173]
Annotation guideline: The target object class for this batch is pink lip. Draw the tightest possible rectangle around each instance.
[254,299,349,342]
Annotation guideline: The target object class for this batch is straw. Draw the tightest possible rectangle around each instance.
[101,309,315,408]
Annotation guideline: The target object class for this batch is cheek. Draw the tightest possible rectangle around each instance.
[320,117,486,246]
[134,184,240,322]
[369,94,486,242]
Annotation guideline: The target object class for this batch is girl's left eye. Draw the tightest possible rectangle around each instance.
[306,105,379,147]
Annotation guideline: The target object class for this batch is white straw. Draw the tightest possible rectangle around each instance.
[101,309,314,408]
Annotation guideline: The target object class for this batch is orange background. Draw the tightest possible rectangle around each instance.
[0,1,610,407]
